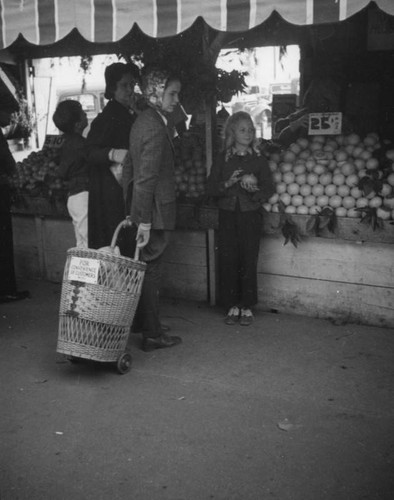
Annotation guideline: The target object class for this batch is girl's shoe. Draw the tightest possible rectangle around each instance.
[240,308,254,326]
[225,306,240,325]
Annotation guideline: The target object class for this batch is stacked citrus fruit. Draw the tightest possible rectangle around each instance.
[263,133,394,220]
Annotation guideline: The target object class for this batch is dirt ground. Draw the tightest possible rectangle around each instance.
[1,279,394,500]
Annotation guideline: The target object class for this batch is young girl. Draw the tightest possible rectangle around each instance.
[207,111,275,326]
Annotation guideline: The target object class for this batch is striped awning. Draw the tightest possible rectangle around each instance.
[1,0,394,49]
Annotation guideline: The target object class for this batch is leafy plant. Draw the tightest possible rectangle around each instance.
[355,207,383,231]
[306,207,337,236]
[275,201,302,247]
[7,87,35,140]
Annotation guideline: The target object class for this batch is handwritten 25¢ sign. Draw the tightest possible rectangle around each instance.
[308,112,342,135]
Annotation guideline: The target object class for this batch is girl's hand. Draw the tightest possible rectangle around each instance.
[225,169,243,188]
[240,173,260,192]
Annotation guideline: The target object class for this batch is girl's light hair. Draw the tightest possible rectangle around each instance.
[223,111,260,160]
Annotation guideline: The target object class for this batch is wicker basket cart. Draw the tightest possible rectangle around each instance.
[56,218,146,374]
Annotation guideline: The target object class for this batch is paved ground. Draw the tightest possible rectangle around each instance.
[1,279,394,500]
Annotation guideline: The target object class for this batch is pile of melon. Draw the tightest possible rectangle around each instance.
[9,146,65,197]
[263,133,394,221]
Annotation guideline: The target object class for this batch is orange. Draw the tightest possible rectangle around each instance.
[337,185,350,197]
[341,162,356,176]
[280,193,291,205]
[356,197,369,208]
[342,196,356,209]
[312,184,325,197]
[352,146,364,158]
[276,182,287,194]
[324,184,337,196]
[296,173,307,186]
[294,163,306,175]
[369,196,382,208]
[346,208,360,218]
[285,205,297,214]
[310,142,323,152]
[335,207,347,217]
[350,186,362,199]
[346,174,359,187]
[283,151,297,163]
[289,143,302,155]
[360,150,372,161]
[363,134,378,147]
[268,160,278,172]
[316,194,329,207]
[333,173,346,186]
[365,158,379,170]
[376,207,391,220]
[380,183,392,197]
[308,205,320,215]
[305,159,316,171]
[304,194,316,207]
[291,195,304,207]
[329,195,342,208]
[346,133,361,145]
[268,193,279,204]
[354,158,365,170]
[383,196,394,209]
[385,149,394,161]
[271,204,280,213]
[287,183,300,195]
[388,173,394,187]
[313,164,326,175]
[297,137,309,150]
[262,202,272,212]
[273,171,282,183]
[299,150,311,160]
[319,173,333,186]
[307,173,319,186]
[300,184,312,196]
[283,172,296,184]
[335,150,348,162]
[280,162,293,173]
[296,205,309,215]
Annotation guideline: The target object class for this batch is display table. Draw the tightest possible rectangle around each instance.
[11,202,394,328]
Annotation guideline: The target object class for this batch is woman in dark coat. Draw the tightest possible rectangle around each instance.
[86,62,140,255]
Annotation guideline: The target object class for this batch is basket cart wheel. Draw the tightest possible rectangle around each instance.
[67,355,80,364]
[117,352,132,374]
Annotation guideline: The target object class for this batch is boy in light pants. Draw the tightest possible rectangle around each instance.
[53,100,89,247]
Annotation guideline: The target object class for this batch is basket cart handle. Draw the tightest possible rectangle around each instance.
[110,217,140,261]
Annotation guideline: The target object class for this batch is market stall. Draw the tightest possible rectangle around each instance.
[3,0,394,327]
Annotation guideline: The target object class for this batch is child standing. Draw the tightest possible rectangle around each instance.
[53,100,89,248]
[207,111,275,326]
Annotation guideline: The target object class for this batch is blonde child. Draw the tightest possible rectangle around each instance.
[207,111,275,326]
[53,100,89,247]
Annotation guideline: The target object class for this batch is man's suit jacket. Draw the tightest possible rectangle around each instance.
[128,106,176,230]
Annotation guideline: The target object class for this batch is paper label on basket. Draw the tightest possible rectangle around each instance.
[68,257,100,284]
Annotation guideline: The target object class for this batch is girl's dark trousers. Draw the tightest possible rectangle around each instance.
[217,206,262,310]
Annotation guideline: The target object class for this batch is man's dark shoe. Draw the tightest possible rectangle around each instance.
[142,333,182,352]
[0,290,30,303]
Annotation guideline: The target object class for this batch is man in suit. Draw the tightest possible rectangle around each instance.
[0,109,29,303]
[127,67,182,351]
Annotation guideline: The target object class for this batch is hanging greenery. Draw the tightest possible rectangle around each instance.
[121,34,247,114]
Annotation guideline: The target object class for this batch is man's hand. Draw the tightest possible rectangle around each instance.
[109,149,128,164]
[136,223,151,249]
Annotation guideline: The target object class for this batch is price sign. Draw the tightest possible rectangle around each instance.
[68,257,100,284]
[43,134,65,148]
[308,112,342,135]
